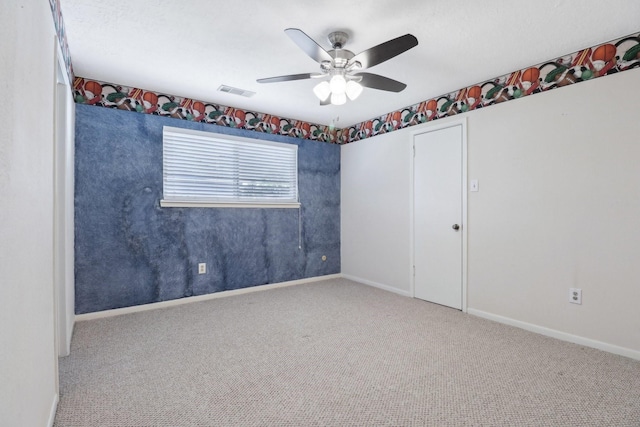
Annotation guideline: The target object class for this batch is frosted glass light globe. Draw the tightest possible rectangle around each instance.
[345,81,363,100]
[331,92,347,105]
[329,75,347,94]
[313,81,331,101]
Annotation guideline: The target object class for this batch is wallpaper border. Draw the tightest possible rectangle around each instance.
[72,30,639,145]
[346,31,640,143]
[73,77,341,144]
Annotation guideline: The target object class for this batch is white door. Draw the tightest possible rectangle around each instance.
[413,124,463,309]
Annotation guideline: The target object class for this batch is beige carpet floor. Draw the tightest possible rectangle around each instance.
[54,278,640,426]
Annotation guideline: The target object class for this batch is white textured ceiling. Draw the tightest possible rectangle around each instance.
[61,0,640,128]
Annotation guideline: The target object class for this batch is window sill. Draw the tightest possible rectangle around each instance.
[160,200,301,209]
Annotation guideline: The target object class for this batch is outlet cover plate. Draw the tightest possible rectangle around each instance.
[569,288,582,304]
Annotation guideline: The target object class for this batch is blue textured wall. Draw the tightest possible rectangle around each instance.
[74,104,340,314]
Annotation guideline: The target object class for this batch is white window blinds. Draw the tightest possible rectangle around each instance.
[161,127,299,208]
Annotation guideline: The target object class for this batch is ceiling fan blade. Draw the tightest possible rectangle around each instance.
[350,34,418,69]
[285,28,333,64]
[353,72,407,92]
[257,73,322,83]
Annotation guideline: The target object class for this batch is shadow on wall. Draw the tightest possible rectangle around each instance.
[74,104,340,314]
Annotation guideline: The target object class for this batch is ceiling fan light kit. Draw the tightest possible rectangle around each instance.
[313,72,363,104]
[257,28,418,106]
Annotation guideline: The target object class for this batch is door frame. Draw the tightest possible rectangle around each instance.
[53,36,75,359]
[409,118,468,312]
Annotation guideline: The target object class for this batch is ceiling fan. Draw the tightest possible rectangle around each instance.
[257,28,418,106]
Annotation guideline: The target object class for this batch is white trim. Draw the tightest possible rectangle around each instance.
[160,200,300,209]
[467,308,640,361]
[409,118,468,312]
[76,274,341,321]
[67,318,75,351]
[47,393,59,427]
[54,39,70,87]
[53,38,75,358]
[460,119,468,313]
[342,274,412,298]
[408,133,415,300]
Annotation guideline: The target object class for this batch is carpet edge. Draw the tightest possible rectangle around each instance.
[468,308,640,361]
[75,274,342,321]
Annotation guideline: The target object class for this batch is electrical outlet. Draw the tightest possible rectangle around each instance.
[569,288,582,304]
[198,263,206,274]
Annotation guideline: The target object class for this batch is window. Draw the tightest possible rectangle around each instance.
[161,126,299,208]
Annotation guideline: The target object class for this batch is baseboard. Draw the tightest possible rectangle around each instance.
[47,393,59,427]
[467,308,640,361]
[341,274,412,297]
[76,274,342,321]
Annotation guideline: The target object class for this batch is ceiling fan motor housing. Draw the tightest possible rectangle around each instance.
[329,49,355,69]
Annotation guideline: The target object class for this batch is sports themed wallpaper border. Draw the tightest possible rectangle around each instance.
[72,30,639,145]
[347,31,640,143]
[49,0,74,82]
[72,77,341,143]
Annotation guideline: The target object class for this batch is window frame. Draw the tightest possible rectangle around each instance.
[160,126,300,209]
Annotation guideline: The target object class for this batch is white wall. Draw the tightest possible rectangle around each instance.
[341,132,412,295]
[0,2,59,425]
[342,67,640,358]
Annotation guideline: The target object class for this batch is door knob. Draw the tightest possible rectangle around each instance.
[452,224,460,231]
